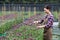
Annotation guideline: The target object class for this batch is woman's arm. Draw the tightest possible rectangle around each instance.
[37,16,53,29]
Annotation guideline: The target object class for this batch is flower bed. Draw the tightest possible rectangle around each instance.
[6,25,44,40]
[0,18,23,34]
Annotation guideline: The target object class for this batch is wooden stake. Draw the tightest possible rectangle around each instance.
[22,7,24,22]
[29,7,30,18]
[34,7,36,15]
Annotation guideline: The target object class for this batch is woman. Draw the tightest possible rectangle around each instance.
[34,5,54,40]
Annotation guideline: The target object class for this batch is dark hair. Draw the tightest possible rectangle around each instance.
[44,5,51,10]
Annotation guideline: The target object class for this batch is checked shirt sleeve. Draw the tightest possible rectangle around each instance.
[38,15,48,24]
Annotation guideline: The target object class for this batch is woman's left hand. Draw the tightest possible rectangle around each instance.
[37,25,45,29]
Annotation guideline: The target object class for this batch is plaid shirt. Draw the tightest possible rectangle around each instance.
[40,14,54,28]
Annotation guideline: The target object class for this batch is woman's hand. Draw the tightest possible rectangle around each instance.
[37,25,45,29]
[33,21,39,24]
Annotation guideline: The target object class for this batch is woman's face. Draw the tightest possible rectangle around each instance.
[44,8,49,14]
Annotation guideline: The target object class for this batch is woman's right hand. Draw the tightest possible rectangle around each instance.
[33,21,39,24]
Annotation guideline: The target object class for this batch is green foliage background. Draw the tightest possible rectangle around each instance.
[0,0,60,4]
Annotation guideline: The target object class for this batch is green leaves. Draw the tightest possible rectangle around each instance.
[0,0,59,4]
[7,25,44,40]
[0,18,23,34]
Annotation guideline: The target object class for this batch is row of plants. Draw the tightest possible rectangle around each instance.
[0,18,23,34]
[6,25,44,40]
[0,11,35,34]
